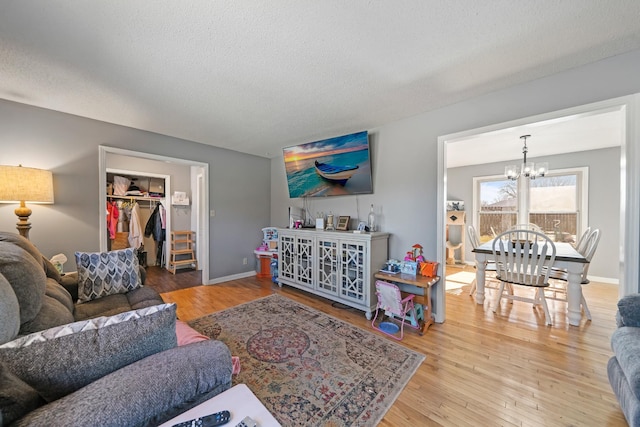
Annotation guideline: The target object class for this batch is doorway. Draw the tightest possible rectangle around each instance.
[435,95,640,324]
[98,146,210,283]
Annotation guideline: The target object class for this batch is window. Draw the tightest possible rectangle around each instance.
[529,173,581,242]
[474,168,587,243]
[476,178,517,242]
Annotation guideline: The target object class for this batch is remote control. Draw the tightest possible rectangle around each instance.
[235,416,257,427]
[172,410,231,427]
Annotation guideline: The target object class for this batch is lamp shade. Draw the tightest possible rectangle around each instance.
[0,165,54,204]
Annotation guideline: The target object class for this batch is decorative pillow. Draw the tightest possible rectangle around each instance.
[0,303,177,402]
[176,319,210,346]
[75,248,142,303]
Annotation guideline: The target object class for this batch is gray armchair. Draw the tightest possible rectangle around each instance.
[608,293,640,426]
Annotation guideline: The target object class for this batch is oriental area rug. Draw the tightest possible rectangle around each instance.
[188,294,425,426]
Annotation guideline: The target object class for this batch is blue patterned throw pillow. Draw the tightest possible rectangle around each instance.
[75,248,142,303]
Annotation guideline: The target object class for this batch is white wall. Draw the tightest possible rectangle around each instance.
[271,49,640,301]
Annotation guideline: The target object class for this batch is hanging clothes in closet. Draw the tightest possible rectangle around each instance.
[128,202,144,249]
[106,201,119,240]
[144,203,166,266]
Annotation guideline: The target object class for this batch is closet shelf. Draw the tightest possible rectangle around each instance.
[107,195,164,202]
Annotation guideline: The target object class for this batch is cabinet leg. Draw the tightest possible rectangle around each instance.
[365,310,372,321]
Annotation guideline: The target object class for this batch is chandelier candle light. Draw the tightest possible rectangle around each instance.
[504,135,548,181]
[0,165,54,240]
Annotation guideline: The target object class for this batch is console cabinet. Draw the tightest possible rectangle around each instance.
[277,228,389,319]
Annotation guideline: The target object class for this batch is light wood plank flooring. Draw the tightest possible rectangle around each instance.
[158,268,626,426]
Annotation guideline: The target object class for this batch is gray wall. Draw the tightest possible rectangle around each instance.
[447,147,620,280]
[271,49,640,290]
[1,48,639,289]
[0,100,271,281]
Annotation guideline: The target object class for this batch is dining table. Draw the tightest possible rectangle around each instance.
[472,239,589,326]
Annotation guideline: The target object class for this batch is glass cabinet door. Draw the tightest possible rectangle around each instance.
[339,240,366,303]
[279,234,296,282]
[316,237,338,296]
[295,236,314,288]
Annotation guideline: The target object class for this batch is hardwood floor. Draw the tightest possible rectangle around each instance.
[157,268,626,426]
[144,266,202,293]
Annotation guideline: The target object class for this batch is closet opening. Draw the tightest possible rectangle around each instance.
[99,146,210,283]
[106,169,171,269]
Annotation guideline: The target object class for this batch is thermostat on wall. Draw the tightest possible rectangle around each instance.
[171,191,190,206]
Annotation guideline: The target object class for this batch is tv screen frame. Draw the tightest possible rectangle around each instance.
[283,131,373,198]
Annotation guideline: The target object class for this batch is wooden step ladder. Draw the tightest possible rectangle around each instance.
[168,230,198,274]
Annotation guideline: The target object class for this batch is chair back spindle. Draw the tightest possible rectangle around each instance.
[468,225,480,249]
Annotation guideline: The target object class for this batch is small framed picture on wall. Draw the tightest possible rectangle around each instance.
[336,216,350,231]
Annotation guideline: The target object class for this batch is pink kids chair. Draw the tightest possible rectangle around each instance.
[371,280,421,340]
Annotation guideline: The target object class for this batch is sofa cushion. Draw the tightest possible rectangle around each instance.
[0,361,45,426]
[44,278,74,314]
[0,274,20,345]
[59,273,79,304]
[611,326,640,400]
[15,340,232,427]
[0,232,45,269]
[126,285,165,310]
[18,294,75,336]
[75,248,142,303]
[72,292,131,321]
[609,356,640,426]
[0,242,46,325]
[618,294,640,328]
[0,303,177,402]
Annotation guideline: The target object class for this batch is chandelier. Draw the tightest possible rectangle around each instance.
[504,135,548,181]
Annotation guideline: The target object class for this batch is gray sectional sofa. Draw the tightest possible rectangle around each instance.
[608,293,640,426]
[0,232,232,427]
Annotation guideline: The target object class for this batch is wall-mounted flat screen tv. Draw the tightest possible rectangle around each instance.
[283,131,373,198]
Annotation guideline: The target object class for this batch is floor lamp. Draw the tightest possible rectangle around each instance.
[0,165,54,240]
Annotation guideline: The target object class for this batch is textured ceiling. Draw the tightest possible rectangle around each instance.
[2,1,640,158]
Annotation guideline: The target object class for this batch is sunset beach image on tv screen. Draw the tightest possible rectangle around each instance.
[283,131,373,198]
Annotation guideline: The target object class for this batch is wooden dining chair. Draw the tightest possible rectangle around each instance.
[545,228,601,321]
[491,229,557,326]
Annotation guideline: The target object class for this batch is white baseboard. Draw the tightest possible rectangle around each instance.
[588,275,619,285]
[206,270,256,285]
[205,269,618,286]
